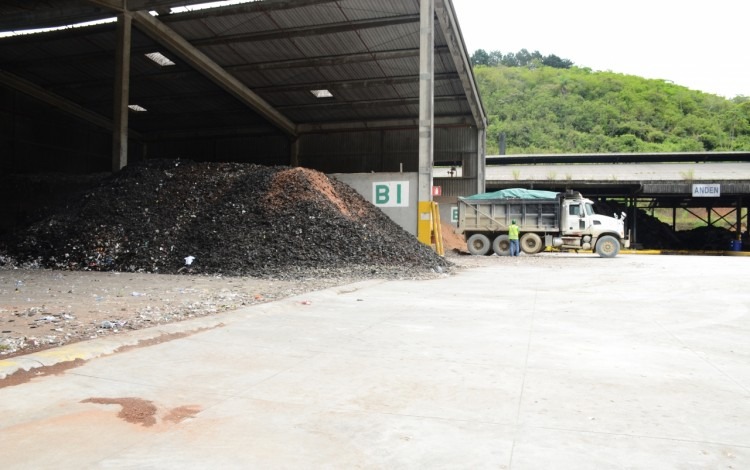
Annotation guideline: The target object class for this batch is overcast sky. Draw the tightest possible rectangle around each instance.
[450,0,749,99]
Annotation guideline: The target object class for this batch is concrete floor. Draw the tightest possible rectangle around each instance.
[1,254,749,469]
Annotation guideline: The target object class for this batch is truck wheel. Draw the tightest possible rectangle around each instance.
[492,235,510,256]
[520,233,543,254]
[467,234,491,256]
[596,235,620,258]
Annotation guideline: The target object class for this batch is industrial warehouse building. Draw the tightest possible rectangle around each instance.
[0,0,486,239]
[1,0,748,248]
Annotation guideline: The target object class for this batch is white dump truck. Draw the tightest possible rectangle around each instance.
[456,188,629,257]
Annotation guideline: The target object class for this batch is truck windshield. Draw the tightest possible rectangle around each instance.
[584,203,595,216]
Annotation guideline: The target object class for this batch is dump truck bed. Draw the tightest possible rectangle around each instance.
[457,197,561,234]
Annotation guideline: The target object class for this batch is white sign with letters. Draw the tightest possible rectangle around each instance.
[373,181,409,207]
[692,184,720,197]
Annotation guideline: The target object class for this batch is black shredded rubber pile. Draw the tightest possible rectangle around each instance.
[594,199,736,250]
[2,160,451,278]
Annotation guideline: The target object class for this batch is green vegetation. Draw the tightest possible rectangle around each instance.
[471,50,750,154]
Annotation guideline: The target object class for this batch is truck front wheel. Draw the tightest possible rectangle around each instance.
[520,233,543,254]
[467,234,491,256]
[492,235,510,256]
[596,235,620,258]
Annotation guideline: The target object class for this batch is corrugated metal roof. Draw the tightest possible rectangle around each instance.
[270,4,348,29]
[0,0,485,140]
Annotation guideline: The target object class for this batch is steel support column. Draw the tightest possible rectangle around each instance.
[415,0,435,247]
[631,196,637,246]
[738,196,743,237]
[112,12,131,172]
[418,0,434,204]
[290,138,300,167]
[476,127,486,194]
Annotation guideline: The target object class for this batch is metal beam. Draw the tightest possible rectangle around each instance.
[5,40,448,72]
[0,69,140,140]
[85,0,125,12]
[276,94,465,111]
[192,14,420,47]
[86,0,216,13]
[112,11,131,172]
[0,2,113,31]
[435,0,485,130]
[41,48,453,94]
[256,73,459,94]
[160,0,341,21]
[130,10,297,137]
[84,74,458,104]
[83,73,458,102]
[297,115,476,133]
[227,46,451,72]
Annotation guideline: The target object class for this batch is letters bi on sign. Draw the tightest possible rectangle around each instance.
[373,182,409,207]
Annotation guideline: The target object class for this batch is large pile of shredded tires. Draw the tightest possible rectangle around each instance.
[1,160,450,278]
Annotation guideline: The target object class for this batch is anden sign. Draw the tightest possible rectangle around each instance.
[692,184,720,197]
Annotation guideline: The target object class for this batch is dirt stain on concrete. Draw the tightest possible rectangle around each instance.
[113,325,224,354]
[81,397,158,427]
[163,405,202,423]
[0,358,85,388]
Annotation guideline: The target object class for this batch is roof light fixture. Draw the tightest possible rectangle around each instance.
[0,17,116,38]
[310,89,333,99]
[128,104,148,112]
[171,0,257,14]
[145,52,175,66]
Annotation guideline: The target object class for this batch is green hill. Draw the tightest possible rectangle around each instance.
[471,50,750,154]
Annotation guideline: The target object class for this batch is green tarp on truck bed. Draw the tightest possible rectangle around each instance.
[463,188,558,200]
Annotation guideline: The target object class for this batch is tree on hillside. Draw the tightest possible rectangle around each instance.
[470,49,490,66]
[489,50,504,67]
[542,54,574,69]
[470,49,574,69]
[472,65,750,154]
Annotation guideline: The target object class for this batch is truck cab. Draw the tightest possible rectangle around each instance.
[560,193,629,256]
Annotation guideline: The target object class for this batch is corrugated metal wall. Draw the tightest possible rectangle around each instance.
[0,88,117,173]
[147,134,290,166]
[1,80,481,175]
[435,127,477,165]
[434,176,479,197]
[301,126,479,173]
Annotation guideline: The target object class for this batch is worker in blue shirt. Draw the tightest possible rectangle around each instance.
[508,220,520,256]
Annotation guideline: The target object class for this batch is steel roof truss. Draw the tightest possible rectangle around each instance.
[256,73,459,94]
[161,0,342,22]
[191,14,420,47]
[0,69,142,141]
[130,10,297,137]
